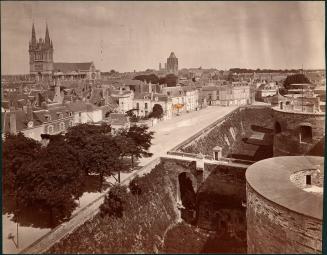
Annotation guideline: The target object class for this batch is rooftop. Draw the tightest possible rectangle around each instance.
[246,156,324,220]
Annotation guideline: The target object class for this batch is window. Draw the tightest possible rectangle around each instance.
[69,120,74,127]
[69,112,73,117]
[145,103,148,109]
[136,103,139,109]
[47,125,54,134]
[79,112,82,117]
[59,122,65,131]
[167,92,171,96]
[44,114,51,121]
[306,175,312,185]
[300,125,312,143]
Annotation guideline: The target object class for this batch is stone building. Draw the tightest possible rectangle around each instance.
[166,52,178,74]
[29,23,100,81]
[273,93,325,156]
[246,156,323,253]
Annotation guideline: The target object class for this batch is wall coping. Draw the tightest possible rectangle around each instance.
[272,106,325,116]
[245,156,324,220]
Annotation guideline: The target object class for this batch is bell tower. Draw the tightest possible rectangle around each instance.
[29,23,54,79]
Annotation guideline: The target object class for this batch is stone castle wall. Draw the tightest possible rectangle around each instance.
[181,106,273,157]
[273,108,325,156]
[246,183,322,254]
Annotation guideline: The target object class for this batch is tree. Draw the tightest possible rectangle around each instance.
[65,123,112,175]
[148,104,164,119]
[134,74,159,84]
[83,134,122,189]
[125,109,139,122]
[165,74,178,87]
[2,133,41,196]
[15,136,83,226]
[100,185,130,218]
[283,74,311,90]
[122,125,154,168]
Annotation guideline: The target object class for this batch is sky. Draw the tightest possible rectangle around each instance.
[1,1,325,74]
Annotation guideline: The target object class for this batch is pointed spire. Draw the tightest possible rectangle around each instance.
[31,23,36,46]
[45,23,50,46]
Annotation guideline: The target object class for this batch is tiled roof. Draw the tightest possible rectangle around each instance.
[53,62,93,73]
[66,102,99,112]
[108,113,129,126]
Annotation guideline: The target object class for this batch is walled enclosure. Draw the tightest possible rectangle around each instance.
[246,156,323,254]
[180,106,274,161]
[273,107,325,156]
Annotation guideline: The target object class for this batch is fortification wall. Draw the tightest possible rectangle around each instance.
[181,106,273,157]
[246,183,322,253]
[273,108,325,156]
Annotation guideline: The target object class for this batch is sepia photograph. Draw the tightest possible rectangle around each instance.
[1,1,325,254]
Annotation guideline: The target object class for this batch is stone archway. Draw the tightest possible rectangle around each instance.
[178,172,197,209]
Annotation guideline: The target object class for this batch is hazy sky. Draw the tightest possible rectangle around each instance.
[1,1,325,74]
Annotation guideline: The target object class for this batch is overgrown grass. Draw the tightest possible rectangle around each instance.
[47,162,179,254]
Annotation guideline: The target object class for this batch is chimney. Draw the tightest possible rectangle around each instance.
[27,100,33,121]
[149,82,152,93]
[9,106,17,134]
[103,87,108,105]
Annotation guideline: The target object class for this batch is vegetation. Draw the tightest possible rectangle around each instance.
[47,162,179,254]
[148,104,164,119]
[133,73,178,86]
[229,68,302,74]
[119,125,154,168]
[100,185,129,218]
[3,122,154,226]
[283,73,311,90]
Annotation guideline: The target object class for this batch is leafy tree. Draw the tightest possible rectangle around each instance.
[83,134,121,189]
[65,123,112,175]
[283,74,311,90]
[100,185,130,218]
[120,125,154,168]
[2,133,41,196]
[129,175,142,195]
[15,136,83,226]
[148,104,164,119]
[134,74,159,84]
[125,109,139,122]
[165,74,178,87]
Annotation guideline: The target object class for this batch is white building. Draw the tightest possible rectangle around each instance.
[67,102,103,125]
[110,87,134,114]
[133,92,173,120]
[217,82,251,106]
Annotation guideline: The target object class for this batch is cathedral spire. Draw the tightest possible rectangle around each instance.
[45,23,51,46]
[31,23,36,46]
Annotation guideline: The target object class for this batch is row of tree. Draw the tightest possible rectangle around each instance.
[3,123,154,226]
[134,73,178,87]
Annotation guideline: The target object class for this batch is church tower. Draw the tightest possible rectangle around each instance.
[166,52,178,74]
[29,23,54,79]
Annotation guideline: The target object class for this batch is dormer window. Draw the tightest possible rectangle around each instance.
[57,112,64,119]
[27,121,34,128]
[68,112,73,117]
[44,114,51,121]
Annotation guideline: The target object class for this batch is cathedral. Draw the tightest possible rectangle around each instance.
[29,24,100,81]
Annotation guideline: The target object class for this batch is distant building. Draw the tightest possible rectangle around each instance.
[29,23,100,81]
[217,82,251,106]
[166,52,178,74]
[106,113,130,134]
